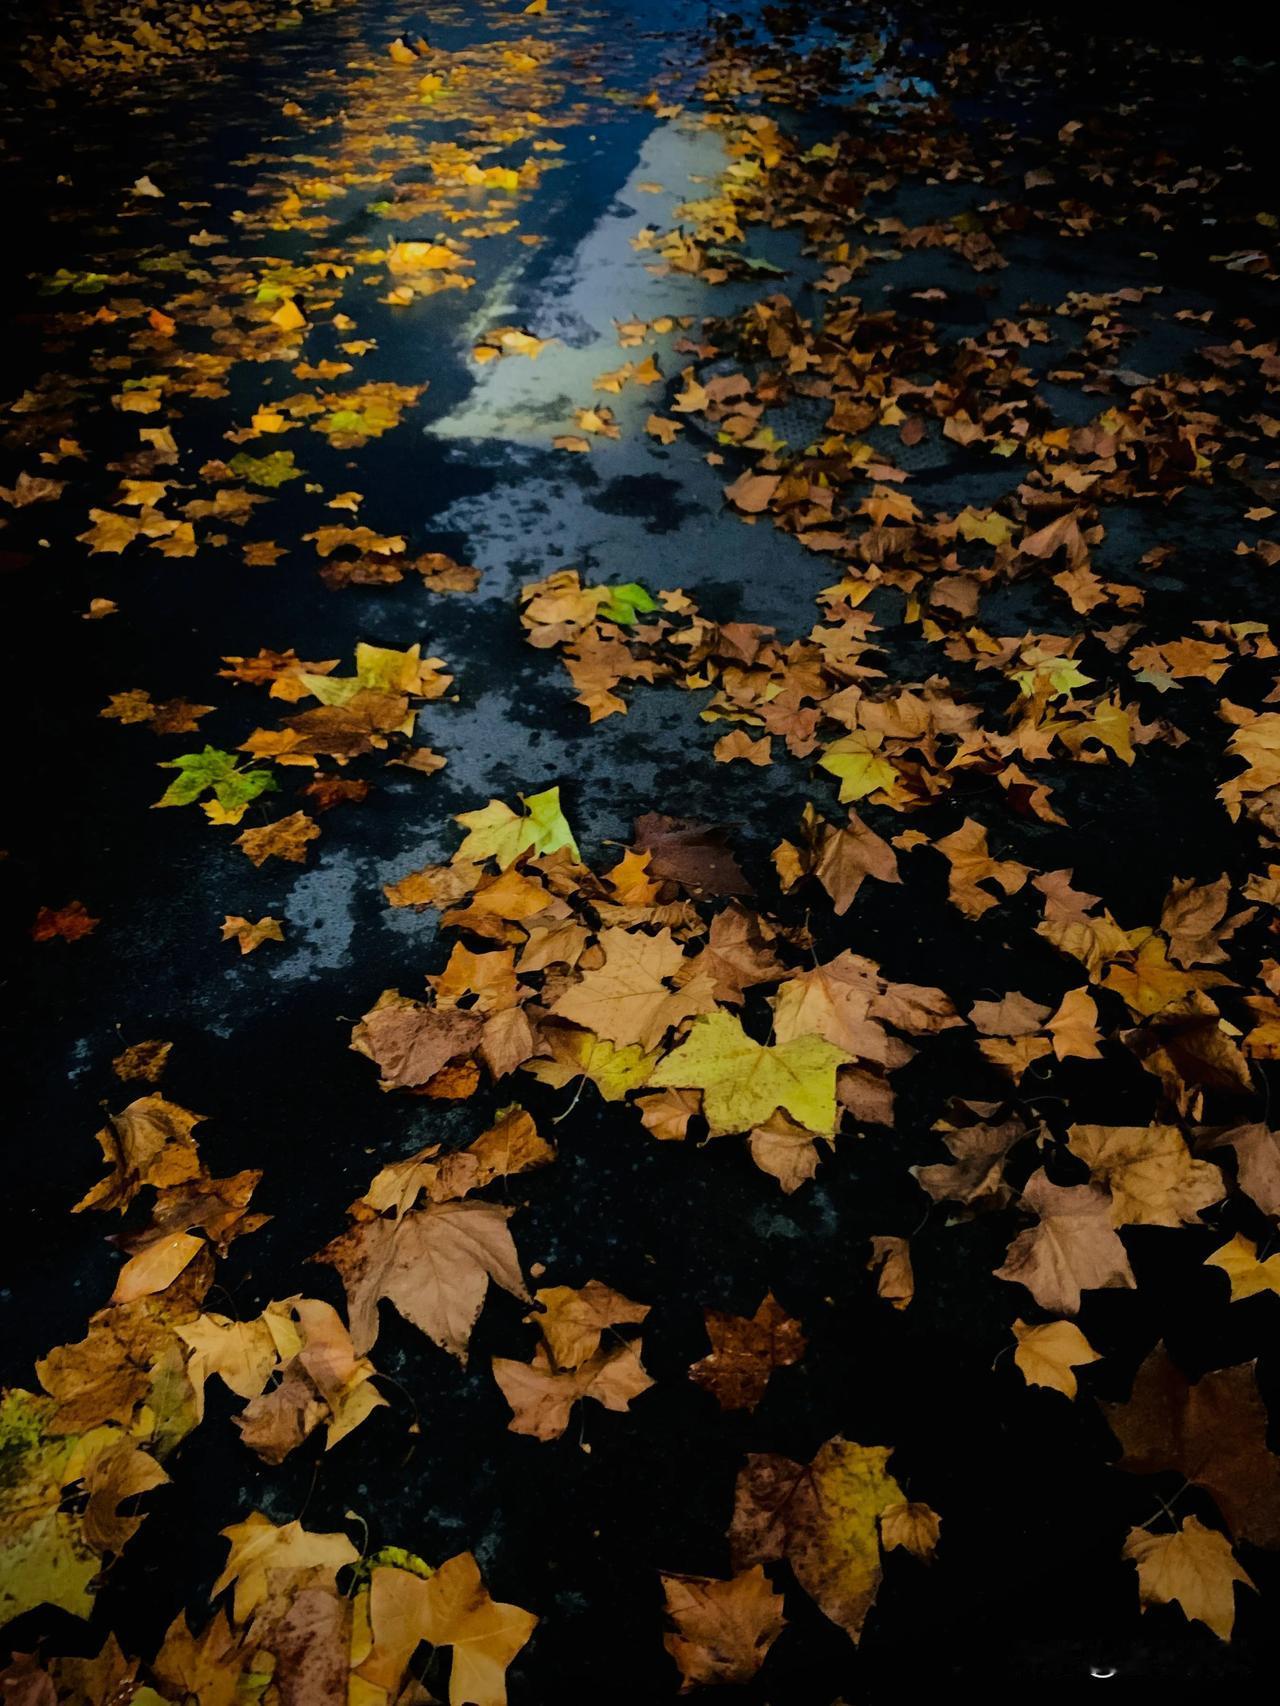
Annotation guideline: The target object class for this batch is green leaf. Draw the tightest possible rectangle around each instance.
[599,582,658,625]
[155,748,278,811]
[454,785,579,868]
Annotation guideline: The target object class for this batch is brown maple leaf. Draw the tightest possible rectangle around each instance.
[112,1039,172,1084]
[358,1107,554,1216]
[75,1096,205,1214]
[631,813,751,896]
[316,1198,527,1357]
[689,1293,806,1411]
[493,1340,653,1440]
[994,1168,1136,1313]
[550,925,717,1052]
[880,1502,941,1560]
[273,1589,351,1706]
[1105,1346,1280,1548]
[748,1110,829,1193]
[660,1566,786,1690]
[32,901,99,942]
[730,1436,909,1642]
[911,1102,1029,1212]
[532,1280,650,1369]
[1066,1123,1224,1226]
[680,903,784,1004]
[351,995,484,1090]
[235,1298,385,1464]
[302,774,370,811]
[234,811,319,867]
[1197,1121,1280,1220]
[775,806,901,916]
[1123,1516,1255,1641]
[867,1236,914,1310]
[492,1278,652,1439]
[934,819,1031,919]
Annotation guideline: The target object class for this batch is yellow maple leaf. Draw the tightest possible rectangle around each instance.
[212,1512,358,1623]
[550,926,717,1052]
[1205,1233,1280,1301]
[1011,1318,1101,1398]
[270,298,306,333]
[650,1012,851,1136]
[523,1028,657,1101]
[220,915,285,955]
[78,509,142,554]
[359,1551,537,1706]
[1124,1517,1255,1640]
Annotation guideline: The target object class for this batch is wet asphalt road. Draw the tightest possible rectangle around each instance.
[3,0,1278,1693]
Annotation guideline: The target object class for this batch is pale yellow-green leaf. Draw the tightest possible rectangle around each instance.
[650,1012,850,1136]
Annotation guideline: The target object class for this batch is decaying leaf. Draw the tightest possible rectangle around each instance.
[1105,1346,1280,1547]
[730,1436,913,1642]
[689,1294,805,1411]
[660,1566,785,1690]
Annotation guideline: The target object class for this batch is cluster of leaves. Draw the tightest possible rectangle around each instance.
[5,0,1280,1695]
[0,1074,544,1702]
[6,4,575,596]
[18,0,340,91]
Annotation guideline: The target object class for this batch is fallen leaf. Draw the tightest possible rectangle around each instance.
[359,1551,536,1706]
[689,1293,806,1411]
[212,1513,357,1624]
[994,1169,1136,1314]
[867,1236,913,1309]
[650,1012,851,1137]
[1067,1123,1224,1226]
[220,915,285,955]
[730,1436,908,1641]
[31,902,99,943]
[111,1040,171,1083]
[1105,1346,1280,1546]
[660,1566,785,1690]
[879,1503,941,1560]
[1011,1318,1100,1398]
[317,1199,527,1357]
[1124,1516,1255,1641]
[1205,1233,1280,1301]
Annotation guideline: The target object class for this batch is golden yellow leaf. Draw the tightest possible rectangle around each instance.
[1205,1233,1280,1301]
[220,915,285,955]
[1124,1517,1255,1640]
[234,812,320,867]
[1011,1318,1101,1398]
[270,298,306,332]
[212,1512,358,1624]
[1067,1123,1224,1227]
